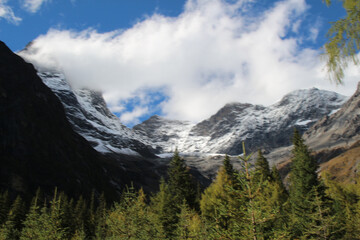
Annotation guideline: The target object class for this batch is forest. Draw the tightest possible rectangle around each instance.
[0,129,359,240]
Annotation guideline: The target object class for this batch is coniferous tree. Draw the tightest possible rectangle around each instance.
[168,150,197,209]
[20,192,41,240]
[200,167,238,235]
[253,150,271,183]
[175,200,205,240]
[223,155,237,183]
[0,191,10,226]
[150,178,176,238]
[322,171,360,239]
[94,192,107,240]
[0,195,25,240]
[106,187,164,239]
[21,189,66,240]
[200,154,243,238]
[289,129,321,237]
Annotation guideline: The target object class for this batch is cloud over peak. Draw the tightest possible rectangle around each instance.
[19,0,359,125]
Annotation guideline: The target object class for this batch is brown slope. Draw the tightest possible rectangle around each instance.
[318,141,360,183]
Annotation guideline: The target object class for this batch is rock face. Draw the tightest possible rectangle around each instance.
[134,88,347,155]
[303,82,360,151]
[0,41,120,198]
[38,72,156,158]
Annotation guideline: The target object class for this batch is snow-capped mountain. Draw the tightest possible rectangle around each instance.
[134,88,347,155]
[38,72,156,158]
[37,70,348,161]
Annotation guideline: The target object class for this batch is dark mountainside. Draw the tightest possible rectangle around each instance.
[0,41,159,200]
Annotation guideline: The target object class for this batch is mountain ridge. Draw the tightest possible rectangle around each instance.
[134,88,347,155]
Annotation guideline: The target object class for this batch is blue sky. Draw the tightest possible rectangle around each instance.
[1,0,358,127]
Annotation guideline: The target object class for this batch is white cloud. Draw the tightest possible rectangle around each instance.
[120,106,149,125]
[22,0,49,13]
[0,0,21,24]
[19,0,360,125]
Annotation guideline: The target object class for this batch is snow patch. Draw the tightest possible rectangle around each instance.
[295,119,314,126]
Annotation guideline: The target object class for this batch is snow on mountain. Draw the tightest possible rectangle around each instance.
[134,88,348,155]
[39,70,348,160]
[38,72,155,157]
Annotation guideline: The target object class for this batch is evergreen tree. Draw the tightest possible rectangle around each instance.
[150,178,176,238]
[21,189,66,240]
[223,155,237,183]
[94,192,107,240]
[175,200,205,240]
[200,153,244,238]
[20,192,41,240]
[0,191,10,226]
[167,149,197,209]
[253,150,271,184]
[322,171,360,239]
[289,129,321,237]
[106,187,164,239]
[200,167,238,234]
[302,187,338,239]
[0,195,25,240]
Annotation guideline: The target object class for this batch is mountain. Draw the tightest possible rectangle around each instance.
[134,88,347,155]
[266,83,360,182]
[37,72,156,158]
[18,40,357,183]
[0,41,124,199]
[303,82,360,151]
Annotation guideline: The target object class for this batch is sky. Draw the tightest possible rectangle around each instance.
[1,0,359,127]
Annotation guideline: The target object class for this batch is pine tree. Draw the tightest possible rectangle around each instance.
[168,150,197,209]
[200,167,237,232]
[0,191,10,226]
[175,200,205,240]
[289,129,321,237]
[73,196,87,236]
[0,195,25,240]
[21,189,66,240]
[20,190,42,240]
[150,178,176,238]
[223,155,237,183]
[302,186,338,239]
[322,171,360,239]
[253,150,271,184]
[200,153,243,236]
[106,186,164,239]
[94,192,107,240]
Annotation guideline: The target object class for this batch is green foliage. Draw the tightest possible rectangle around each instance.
[200,167,237,232]
[175,200,206,240]
[253,150,271,184]
[105,186,164,239]
[168,150,197,209]
[0,191,10,226]
[322,172,360,239]
[288,129,334,238]
[323,0,360,83]
[0,138,359,239]
[150,178,177,237]
[0,195,25,240]
[20,189,66,240]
